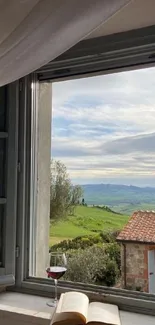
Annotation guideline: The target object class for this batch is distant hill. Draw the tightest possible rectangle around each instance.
[81,184,155,215]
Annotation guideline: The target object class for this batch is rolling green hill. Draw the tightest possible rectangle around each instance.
[112,202,155,215]
[81,184,155,214]
[50,205,129,245]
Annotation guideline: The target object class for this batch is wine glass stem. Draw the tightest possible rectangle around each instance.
[54,279,58,303]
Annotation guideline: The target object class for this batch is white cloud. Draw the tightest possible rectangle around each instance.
[53,103,155,135]
[51,66,155,185]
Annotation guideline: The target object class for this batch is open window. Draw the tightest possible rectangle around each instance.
[15,26,155,315]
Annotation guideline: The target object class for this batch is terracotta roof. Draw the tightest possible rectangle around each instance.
[117,211,155,243]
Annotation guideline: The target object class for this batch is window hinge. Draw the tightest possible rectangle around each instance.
[17,162,21,173]
[15,246,20,258]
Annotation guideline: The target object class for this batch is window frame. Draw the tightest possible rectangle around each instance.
[15,75,33,286]
[37,24,155,81]
[14,25,155,315]
[0,82,19,281]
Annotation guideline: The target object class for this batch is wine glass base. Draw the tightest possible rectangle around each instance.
[46,299,57,307]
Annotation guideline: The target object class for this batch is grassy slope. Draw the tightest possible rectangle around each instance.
[50,205,129,245]
[112,203,155,215]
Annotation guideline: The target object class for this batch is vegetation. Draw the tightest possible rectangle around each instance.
[50,205,128,245]
[49,160,155,287]
[50,160,83,220]
[64,245,120,286]
[49,203,126,286]
[94,205,122,215]
[50,231,121,286]
[112,202,155,215]
[49,199,126,286]
[50,230,120,251]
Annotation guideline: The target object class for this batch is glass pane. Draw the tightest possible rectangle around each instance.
[0,205,4,266]
[0,86,6,132]
[0,139,5,197]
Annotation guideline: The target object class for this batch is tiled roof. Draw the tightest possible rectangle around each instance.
[117,211,155,243]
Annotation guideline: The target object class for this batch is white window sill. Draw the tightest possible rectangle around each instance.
[0,292,54,325]
[0,292,155,325]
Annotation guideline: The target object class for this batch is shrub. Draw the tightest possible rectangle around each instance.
[50,231,121,253]
[100,230,120,243]
[104,242,121,270]
[49,232,121,286]
[64,245,119,286]
[94,259,120,286]
[50,234,103,252]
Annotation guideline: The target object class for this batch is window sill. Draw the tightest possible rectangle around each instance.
[0,292,154,325]
[14,279,155,316]
[0,292,53,325]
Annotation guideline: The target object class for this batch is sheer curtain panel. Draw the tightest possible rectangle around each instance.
[0,0,131,86]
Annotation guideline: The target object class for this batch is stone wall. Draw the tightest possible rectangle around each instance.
[120,243,155,292]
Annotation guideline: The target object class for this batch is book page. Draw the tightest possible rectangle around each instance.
[87,302,121,325]
[52,311,84,325]
[57,292,89,322]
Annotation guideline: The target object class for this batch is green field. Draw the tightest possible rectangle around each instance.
[50,205,129,245]
[112,203,155,215]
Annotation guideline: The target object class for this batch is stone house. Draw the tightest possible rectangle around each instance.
[117,211,155,293]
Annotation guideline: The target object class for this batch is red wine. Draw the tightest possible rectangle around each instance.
[46,266,67,280]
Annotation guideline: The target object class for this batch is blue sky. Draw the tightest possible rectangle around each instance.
[52,67,155,187]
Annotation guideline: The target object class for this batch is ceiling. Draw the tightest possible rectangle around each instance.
[87,0,155,39]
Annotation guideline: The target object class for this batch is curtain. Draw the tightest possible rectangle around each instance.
[0,0,131,86]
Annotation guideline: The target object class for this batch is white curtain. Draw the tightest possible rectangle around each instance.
[0,0,131,86]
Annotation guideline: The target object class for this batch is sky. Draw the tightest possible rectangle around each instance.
[52,67,155,187]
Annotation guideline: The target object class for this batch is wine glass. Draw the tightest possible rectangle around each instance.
[46,252,67,307]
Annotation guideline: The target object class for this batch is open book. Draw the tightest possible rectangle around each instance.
[51,292,121,325]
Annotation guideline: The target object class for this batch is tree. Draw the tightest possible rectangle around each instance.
[50,160,83,220]
[82,198,85,205]
[71,185,83,205]
[69,185,83,215]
